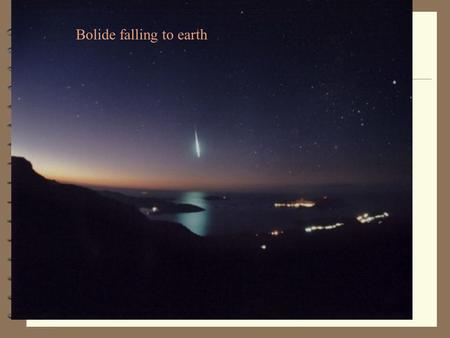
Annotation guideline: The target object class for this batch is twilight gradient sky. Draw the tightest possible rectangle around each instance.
[12,0,412,191]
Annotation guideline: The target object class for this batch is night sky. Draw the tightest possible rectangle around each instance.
[12,0,412,191]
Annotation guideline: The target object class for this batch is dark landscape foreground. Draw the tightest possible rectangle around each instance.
[12,157,412,319]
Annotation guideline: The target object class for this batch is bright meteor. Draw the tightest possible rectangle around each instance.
[194,129,201,158]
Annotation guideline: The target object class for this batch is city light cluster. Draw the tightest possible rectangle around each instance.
[269,229,284,236]
[274,199,316,208]
[304,222,344,233]
[139,206,160,215]
[356,212,389,224]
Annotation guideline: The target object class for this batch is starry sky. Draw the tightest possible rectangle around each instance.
[12,0,412,191]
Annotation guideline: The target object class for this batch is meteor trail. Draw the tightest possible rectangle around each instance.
[194,129,201,158]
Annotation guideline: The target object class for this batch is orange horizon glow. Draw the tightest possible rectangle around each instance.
[42,172,303,191]
[20,153,306,191]
[14,152,399,193]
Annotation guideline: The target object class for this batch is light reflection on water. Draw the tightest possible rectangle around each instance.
[175,192,209,236]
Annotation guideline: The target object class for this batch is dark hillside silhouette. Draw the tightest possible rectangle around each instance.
[12,157,412,319]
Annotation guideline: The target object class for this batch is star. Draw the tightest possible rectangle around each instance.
[392,80,397,85]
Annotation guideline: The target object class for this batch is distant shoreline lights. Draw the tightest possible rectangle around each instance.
[304,222,344,233]
[274,198,316,208]
[356,212,389,224]
[269,229,284,236]
[139,206,159,215]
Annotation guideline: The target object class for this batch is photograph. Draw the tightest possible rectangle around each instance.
[11,0,412,319]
